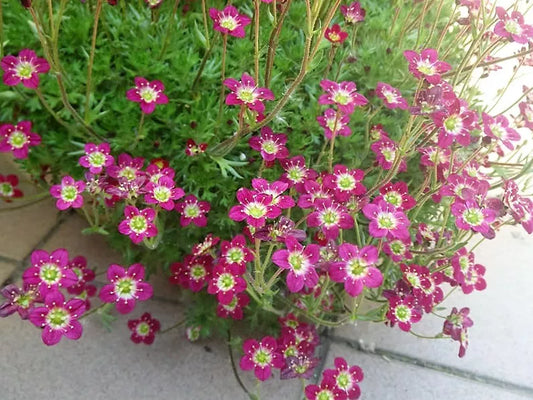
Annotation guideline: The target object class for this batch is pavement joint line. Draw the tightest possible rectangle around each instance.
[330,334,533,398]
[0,254,20,265]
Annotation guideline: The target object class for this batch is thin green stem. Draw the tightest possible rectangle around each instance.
[158,0,181,60]
[84,0,104,122]
[191,35,218,91]
[217,34,228,127]
[159,318,186,334]
[264,0,292,87]
[253,0,260,83]
[34,87,70,130]
[201,0,210,49]
[228,330,252,397]
[132,112,146,150]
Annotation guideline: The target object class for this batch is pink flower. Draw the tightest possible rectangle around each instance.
[1,49,50,89]
[22,249,77,296]
[322,357,364,398]
[404,48,451,84]
[143,176,185,211]
[401,264,443,313]
[451,200,496,237]
[217,292,250,320]
[280,155,316,192]
[319,80,368,114]
[370,136,407,171]
[229,188,281,228]
[272,236,320,293]
[118,206,158,244]
[362,200,410,240]
[128,312,161,344]
[169,255,213,292]
[443,307,473,357]
[99,263,153,314]
[50,175,85,210]
[175,194,211,227]
[503,180,533,234]
[249,126,289,162]
[224,73,275,113]
[376,82,408,110]
[0,284,38,319]
[307,198,354,241]
[0,174,23,201]
[383,237,413,262]
[386,295,422,332]
[240,336,284,381]
[219,235,254,274]
[323,164,366,202]
[451,248,487,294]
[106,153,145,181]
[209,5,251,38]
[185,139,208,156]
[29,291,86,346]
[482,113,520,150]
[519,102,533,130]
[317,109,351,139]
[340,1,365,24]
[66,255,96,296]
[329,243,382,297]
[324,24,348,44]
[192,234,220,257]
[207,263,247,305]
[251,178,295,209]
[305,376,346,400]
[375,181,416,211]
[79,142,114,174]
[432,99,477,148]
[126,77,168,114]
[493,7,533,44]
[0,121,41,159]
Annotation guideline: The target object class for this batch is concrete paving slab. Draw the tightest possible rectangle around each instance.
[0,299,301,400]
[333,226,533,389]
[0,260,18,286]
[326,342,533,400]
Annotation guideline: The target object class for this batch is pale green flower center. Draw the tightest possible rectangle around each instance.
[336,372,352,390]
[333,91,350,105]
[129,215,148,233]
[40,263,62,284]
[463,208,483,226]
[444,115,462,134]
[288,167,305,183]
[190,264,206,280]
[253,349,272,367]
[383,89,397,104]
[390,241,405,255]
[140,87,157,103]
[317,391,335,400]
[406,273,421,288]
[382,147,395,162]
[46,307,69,329]
[237,87,256,103]
[321,209,340,226]
[227,248,244,264]
[16,62,34,78]
[245,203,267,219]
[88,151,106,167]
[15,293,32,308]
[395,304,411,321]
[136,322,150,336]
[417,60,436,75]
[261,140,277,154]
[220,16,238,31]
[288,252,305,273]
[490,123,504,138]
[61,185,78,202]
[348,259,366,277]
[8,130,28,148]
[184,204,200,218]
[384,192,402,207]
[338,174,355,191]
[505,20,522,35]
[153,186,171,202]
[116,278,135,297]
[217,273,235,291]
[0,183,13,197]
[377,213,396,229]
[119,167,137,181]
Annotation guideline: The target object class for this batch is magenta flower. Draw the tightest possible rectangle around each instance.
[0,174,23,201]
[118,206,158,244]
[432,99,477,148]
[440,173,488,202]
[370,136,407,171]
[169,255,214,292]
[271,236,320,293]
[251,178,295,209]
[324,24,348,44]
[144,176,185,211]
[503,180,533,234]
[29,291,86,346]
[322,357,364,399]
[224,73,274,113]
[376,82,408,110]
[128,312,161,344]
[50,175,85,210]
[175,194,211,227]
[305,376,345,400]
[229,188,281,228]
[376,181,416,211]
[451,248,487,294]
[99,263,153,314]
[217,292,250,320]
[482,113,520,150]
[323,164,366,202]
[298,179,331,209]
[79,142,114,174]
[443,307,473,356]
[401,264,443,313]
[383,237,413,263]
[220,234,254,274]
[404,48,451,84]
[493,7,533,44]
[519,102,533,130]
[192,234,220,257]
[66,255,96,296]
[1,49,50,89]
[319,80,368,114]
[207,264,247,305]
[126,77,168,114]
[249,126,289,162]
[419,146,450,180]
[22,248,77,296]
[451,200,496,237]
[0,285,38,319]
[107,153,145,181]
[340,1,365,24]
[145,159,174,183]
[307,198,354,241]
[317,108,351,139]
[362,200,410,240]
[240,336,284,381]
[185,138,208,156]
[280,156,316,192]
[386,295,422,332]
[0,121,41,159]
[329,243,382,297]
[209,5,251,38]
